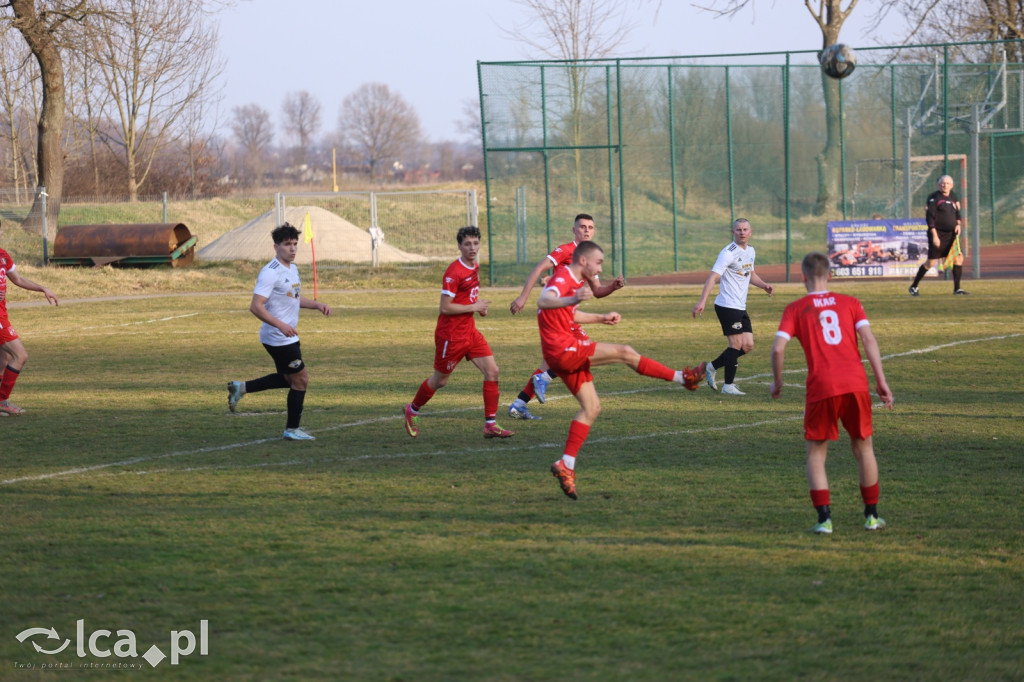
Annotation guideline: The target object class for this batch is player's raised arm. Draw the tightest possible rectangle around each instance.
[510,258,553,314]
[537,283,591,310]
[588,273,625,298]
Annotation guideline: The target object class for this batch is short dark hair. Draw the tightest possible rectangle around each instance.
[574,213,593,224]
[272,222,301,244]
[572,240,603,263]
[457,225,481,244]
[802,252,831,279]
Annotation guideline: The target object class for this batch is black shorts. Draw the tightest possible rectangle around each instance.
[263,341,305,375]
[927,230,957,259]
[715,305,752,336]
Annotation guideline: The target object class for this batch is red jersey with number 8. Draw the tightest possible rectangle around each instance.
[776,291,870,403]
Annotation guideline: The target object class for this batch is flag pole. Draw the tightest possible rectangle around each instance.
[304,211,319,300]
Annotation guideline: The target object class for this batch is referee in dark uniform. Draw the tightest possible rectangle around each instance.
[909,175,967,296]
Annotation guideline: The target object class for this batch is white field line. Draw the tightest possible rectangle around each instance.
[2,332,1019,486]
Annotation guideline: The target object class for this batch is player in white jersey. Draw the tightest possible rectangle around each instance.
[692,219,774,395]
[226,223,331,440]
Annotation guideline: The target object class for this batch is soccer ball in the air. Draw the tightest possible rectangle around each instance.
[820,43,857,80]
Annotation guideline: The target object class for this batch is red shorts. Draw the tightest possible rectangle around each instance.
[0,314,18,345]
[804,391,873,441]
[544,339,597,395]
[433,328,492,374]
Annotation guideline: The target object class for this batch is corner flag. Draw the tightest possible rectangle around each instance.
[303,211,314,243]
[304,211,319,299]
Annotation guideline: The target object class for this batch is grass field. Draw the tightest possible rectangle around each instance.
[2,278,1023,681]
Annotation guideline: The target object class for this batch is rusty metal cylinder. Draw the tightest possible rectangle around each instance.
[53,223,195,267]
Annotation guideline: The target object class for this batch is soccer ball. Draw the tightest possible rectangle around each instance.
[820,43,857,80]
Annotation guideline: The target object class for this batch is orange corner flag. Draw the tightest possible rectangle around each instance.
[303,211,314,244]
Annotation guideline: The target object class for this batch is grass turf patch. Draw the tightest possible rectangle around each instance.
[1,281,1022,680]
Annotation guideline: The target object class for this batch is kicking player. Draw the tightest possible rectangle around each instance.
[770,252,894,534]
[227,223,331,440]
[539,241,704,500]
[404,226,514,440]
[0,220,60,416]
[507,213,624,420]
[693,218,774,395]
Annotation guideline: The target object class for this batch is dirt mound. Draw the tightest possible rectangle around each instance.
[198,206,432,264]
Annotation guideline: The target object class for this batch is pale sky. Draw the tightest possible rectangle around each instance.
[217,0,904,144]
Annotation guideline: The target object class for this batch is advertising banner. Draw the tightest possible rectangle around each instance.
[827,219,936,278]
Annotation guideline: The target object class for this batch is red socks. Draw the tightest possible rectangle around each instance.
[637,356,675,382]
[483,380,499,420]
[860,482,880,506]
[564,419,591,458]
[411,380,436,411]
[810,489,830,508]
[0,365,19,401]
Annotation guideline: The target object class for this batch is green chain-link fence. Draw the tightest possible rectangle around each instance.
[478,40,1024,284]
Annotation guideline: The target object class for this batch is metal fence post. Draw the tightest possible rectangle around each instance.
[163,191,168,223]
[40,187,49,266]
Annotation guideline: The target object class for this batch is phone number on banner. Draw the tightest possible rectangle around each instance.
[830,265,884,277]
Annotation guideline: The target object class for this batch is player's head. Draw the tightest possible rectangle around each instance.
[457,226,481,264]
[572,240,604,277]
[731,218,752,245]
[572,214,595,242]
[937,175,954,192]
[801,252,831,281]
[272,222,301,244]
[456,225,481,245]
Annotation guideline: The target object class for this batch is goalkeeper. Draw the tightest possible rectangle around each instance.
[537,241,706,500]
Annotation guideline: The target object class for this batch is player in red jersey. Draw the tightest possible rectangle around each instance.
[404,226,514,440]
[507,213,624,420]
[539,241,703,500]
[0,220,60,416]
[770,252,894,534]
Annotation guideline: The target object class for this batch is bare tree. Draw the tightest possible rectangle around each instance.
[231,103,273,186]
[281,90,321,168]
[339,82,422,179]
[4,0,88,233]
[699,0,862,214]
[65,35,108,195]
[85,0,224,201]
[505,0,649,201]
[456,96,482,146]
[0,28,37,200]
[872,0,1024,62]
[180,93,220,199]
